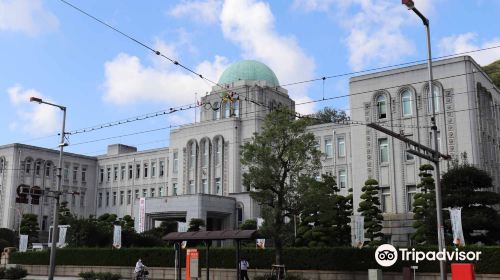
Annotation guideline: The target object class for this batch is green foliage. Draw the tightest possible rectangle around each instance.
[78,271,121,280]
[3,266,28,279]
[442,160,500,244]
[357,179,384,246]
[240,219,257,230]
[309,107,349,125]
[0,228,17,251]
[295,175,352,247]
[412,164,437,245]
[188,218,205,232]
[241,106,321,264]
[20,214,39,243]
[0,267,5,279]
[482,60,500,89]
[254,273,309,280]
[11,246,500,273]
[78,271,95,280]
[58,201,75,226]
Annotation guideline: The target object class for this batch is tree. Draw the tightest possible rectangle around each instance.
[483,60,500,89]
[188,218,205,232]
[241,106,321,264]
[58,201,75,226]
[357,179,384,246]
[309,107,349,125]
[240,219,257,230]
[295,175,352,247]
[121,215,135,232]
[442,157,500,244]
[0,228,17,251]
[411,164,437,245]
[20,214,39,243]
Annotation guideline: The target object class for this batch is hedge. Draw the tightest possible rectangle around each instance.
[9,246,500,274]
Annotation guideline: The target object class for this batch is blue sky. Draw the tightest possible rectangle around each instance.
[1,0,499,155]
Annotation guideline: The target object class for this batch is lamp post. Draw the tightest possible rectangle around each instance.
[30,97,67,280]
[402,1,446,280]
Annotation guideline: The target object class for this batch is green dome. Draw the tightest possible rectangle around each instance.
[218,60,279,87]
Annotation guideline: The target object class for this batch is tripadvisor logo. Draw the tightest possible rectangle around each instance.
[375,244,482,267]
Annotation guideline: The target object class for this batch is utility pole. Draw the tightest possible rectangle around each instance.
[30,97,67,280]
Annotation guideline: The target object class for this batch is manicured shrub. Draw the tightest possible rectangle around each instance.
[4,266,28,279]
[0,267,5,279]
[253,274,308,280]
[78,271,95,280]
[78,271,121,280]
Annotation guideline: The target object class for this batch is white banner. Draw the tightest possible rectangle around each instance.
[352,215,365,248]
[449,207,465,246]
[178,222,188,249]
[138,198,146,233]
[19,235,28,252]
[256,217,265,249]
[58,225,69,248]
[113,225,122,249]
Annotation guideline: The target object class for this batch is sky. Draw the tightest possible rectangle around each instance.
[1,0,499,156]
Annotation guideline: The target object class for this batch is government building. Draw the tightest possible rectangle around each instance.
[0,56,498,246]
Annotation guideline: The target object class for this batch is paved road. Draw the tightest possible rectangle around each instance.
[26,276,128,280]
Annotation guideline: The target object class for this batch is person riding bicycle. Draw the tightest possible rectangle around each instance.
[134,259,148,280]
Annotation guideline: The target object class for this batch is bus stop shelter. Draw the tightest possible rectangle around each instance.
[163,230,258,280]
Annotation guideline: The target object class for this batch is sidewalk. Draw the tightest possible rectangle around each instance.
[25,277,81,280]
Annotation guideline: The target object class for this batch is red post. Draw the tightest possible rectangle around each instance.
[451,263,475,280]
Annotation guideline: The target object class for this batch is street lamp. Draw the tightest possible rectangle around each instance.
[401,2,447,280]
[30,96,67,280]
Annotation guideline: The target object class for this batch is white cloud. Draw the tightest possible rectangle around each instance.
[168,0,222,24]
[292,0,436,71]
[0,0,59,36]
[102,50,229,106]
[220,0,316,114]
[438,33,500,66]
[7,85,59,136]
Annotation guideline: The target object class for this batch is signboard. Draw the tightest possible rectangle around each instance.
[19,235,28,252]
[352,215,365,248]
[138,198,146,233]
[449,207,465,246]
[178,222,188,249]
[113,225,122,249]
[256,217,265,249]
[186,249,200,279]
[58,225,70,248]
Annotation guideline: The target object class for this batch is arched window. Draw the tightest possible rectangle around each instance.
[213,102,220,120]
[224,102,231,118]
[401,90,412,116]
[427,85,441,113]
[25,158,33,174]
[214,138,222,165]
[0,158,4,174]
[189,142,196,169]
[45,162,52,177]
[376,95,387,119]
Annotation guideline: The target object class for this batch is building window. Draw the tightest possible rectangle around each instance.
[25,159,32,174]
[215,178,221,195]
[407,185,417,212]
[151,162,156,177]
[106,167,111,182]
[172,152,178,173]
[127,190,131,204]
[136,164,140,179]
[143,163,148,178]
[42,216,48,231]
[64,165,69,180]
[120,165,125,180]
[202,141,209,167]
[160,160,165,176]
[106,192,110,207]
[377,94,387,119]
[202,179,208,194]
[337,136,345,158]
[224,102,230,118]
[45,162,51,177]
[142,189,147,198]
[339,170,347,188]
[113,166,118,181]
[81,167,87,182]
[379,138,389,163]
[237,206,243,226]
[428,85,441,113]
[401,89,412,116]
[324,138,333,158]
[159,187,164,197]
[80,192,85,207]
[233,100,240,117]
[112,192,116,206]
[189,180,195,194]
[215,139,221,165]
[35,161,41,176]
[189,144,196,169]
[213,102,220,120]
[100,168,104,183]
[128,164,133,179]
[98,192,102,207]
[120,191,124,205]
[381,187,391,213]
[71,193,76,207]
[173,183,178,196]
[150,188,155,197]
[134,189,139,199]
[72,166,78,181]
